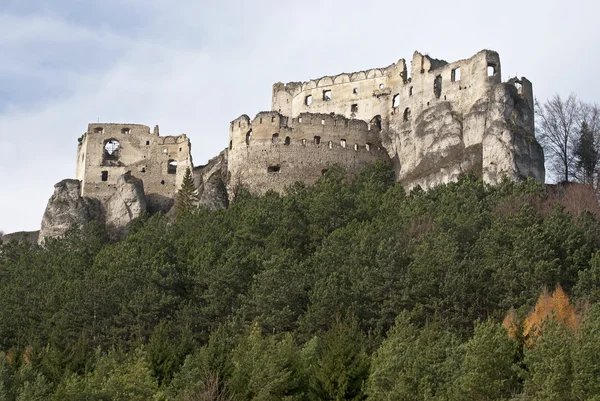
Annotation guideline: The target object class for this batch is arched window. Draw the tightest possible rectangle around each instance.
[246,130,252,146]
[167,160,177,174]
[272,133,279,144]
[121,127,131,134]
[403,108,411,122]
[284,136,290,145]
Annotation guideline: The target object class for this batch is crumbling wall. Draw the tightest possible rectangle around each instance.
[227,111,388,195]
[271,49,544,189]
[77,123,193,213]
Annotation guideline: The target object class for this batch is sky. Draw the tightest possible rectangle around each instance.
[1,0,599,233]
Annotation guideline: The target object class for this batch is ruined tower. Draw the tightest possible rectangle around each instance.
[75,123,193,213]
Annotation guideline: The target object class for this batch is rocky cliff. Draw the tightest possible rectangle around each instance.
[38,173,147,243]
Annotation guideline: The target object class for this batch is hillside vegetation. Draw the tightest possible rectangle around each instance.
[2,161,600,400]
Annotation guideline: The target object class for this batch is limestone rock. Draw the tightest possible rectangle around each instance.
[39,179,101,244]
[1,231,39,245]
[104,173,147,236]
[193,150,229,210]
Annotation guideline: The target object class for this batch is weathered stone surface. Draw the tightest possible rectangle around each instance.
[193,150,229,210]
[39,179,101,244]
[1,231,39,245]
[103,173,147,236]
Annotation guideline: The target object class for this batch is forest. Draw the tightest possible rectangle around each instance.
[1,160,600,400]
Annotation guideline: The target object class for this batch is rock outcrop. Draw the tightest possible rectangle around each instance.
[0,231,39,245]
[38,174,147,243]
[103,173,147,237]
[38,179,101,244]
[193,150,229,210]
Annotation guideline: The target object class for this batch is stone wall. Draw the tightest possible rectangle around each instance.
[76,123,192,213]
[228,111,388,195]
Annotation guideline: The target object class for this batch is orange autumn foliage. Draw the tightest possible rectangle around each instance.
[522,285,579,344]
[502,308,519,340]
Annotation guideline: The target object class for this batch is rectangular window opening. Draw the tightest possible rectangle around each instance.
[305,95,313,106]
[314,136,321,145]
[101,171,108,181]
[323,90,332,101]
[267,165,281,173]
[351,104,358,113]
[451,67,461,82]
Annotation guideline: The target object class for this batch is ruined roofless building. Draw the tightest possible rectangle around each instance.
[228,49,545,195]
[75,123,192,213]
[70,49,544,233]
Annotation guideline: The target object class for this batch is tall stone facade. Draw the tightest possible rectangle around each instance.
[267,49,544,190]
[76,123,193,213]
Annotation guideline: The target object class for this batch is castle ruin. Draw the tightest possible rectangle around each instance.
[27,49,545,243]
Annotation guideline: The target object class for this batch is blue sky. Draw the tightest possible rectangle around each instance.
[1,0,599,233]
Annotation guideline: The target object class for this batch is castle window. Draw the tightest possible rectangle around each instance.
[403,107,411,122]
[298,117,302,123]
[351,104,358,113]
[121,127,130,134]
[302,139,307,146]
[94,127,104,134]
[354,143,359,151]
[259,118,263,124]
[267,165,281,173]
[305,95,312,106]
[434,75,442,99]
[487,63,497,76]
[284,136,290,145]
[366,143,371,151]
[340,139,346,148]
[163,148,168,153]
[393,94,400,109]
[104,139,120,159]
[229,140,232,150]
[167,160,177,174]
[379,83,385,90]
[271,116,276,123]
[101,171,108,181]
[246,130,252,146]
[323,90,332,101]
[409,86,413,96]
[146,141,150,145]
[314,136,321,145]
[328,141,333,149]
[140,167,146,173]
[353,88,358,94]
[321,119,325,125]
[515,81,523,93]
[272,133,279,144]
[451,67,461,82]
[161,180,165,185]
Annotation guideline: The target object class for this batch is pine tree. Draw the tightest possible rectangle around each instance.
[176,167,197,219]
[574,121,599,186]
[452,320,522,401]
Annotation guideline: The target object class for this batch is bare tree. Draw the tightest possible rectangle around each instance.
[535,94,582,183]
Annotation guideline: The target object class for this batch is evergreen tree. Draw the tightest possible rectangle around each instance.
[574,120,599,186]
[308,319,370,401]
[572,304,600,400]
[451,320,522,401]
[176,167,197,218]
[523,318,574,401]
